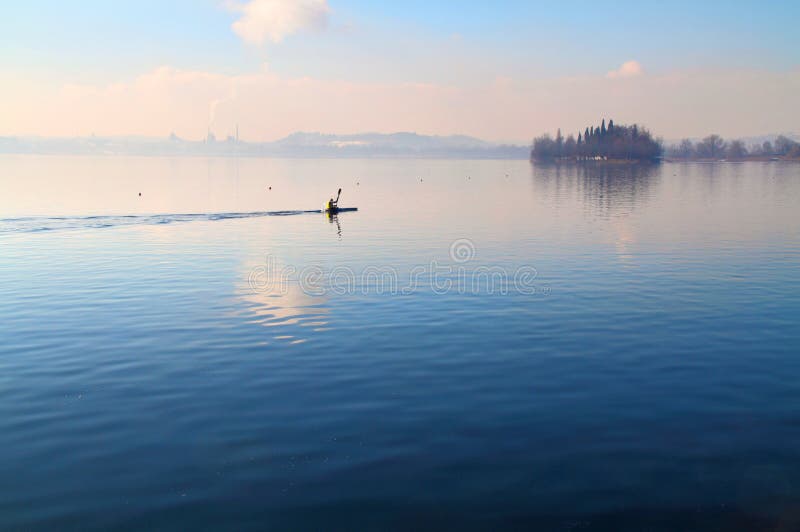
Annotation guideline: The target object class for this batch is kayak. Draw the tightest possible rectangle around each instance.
[323,207,358,214]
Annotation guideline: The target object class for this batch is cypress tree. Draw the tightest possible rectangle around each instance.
[556,128,563,157]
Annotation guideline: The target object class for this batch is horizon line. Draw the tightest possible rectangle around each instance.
[3,130,800,146]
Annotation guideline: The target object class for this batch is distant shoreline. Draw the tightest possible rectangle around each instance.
[530,158,654,165]
[663,156,800,163]
[0,132,529,160]
[531,156,800,164]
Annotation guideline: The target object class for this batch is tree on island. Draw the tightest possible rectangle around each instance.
[531,119,663,162]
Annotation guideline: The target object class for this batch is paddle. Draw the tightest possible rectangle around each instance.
[335,188,341,205]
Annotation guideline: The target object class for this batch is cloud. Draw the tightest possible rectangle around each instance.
[607,60,644,79]
[3,65,800,142]
[229,0,330,44]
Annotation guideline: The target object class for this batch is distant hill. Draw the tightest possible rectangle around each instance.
[0,132,528,159]
[266,132,525,158]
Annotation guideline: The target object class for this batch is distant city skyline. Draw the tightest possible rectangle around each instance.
[2,0,799,142]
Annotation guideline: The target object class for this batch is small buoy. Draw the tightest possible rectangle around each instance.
[268,186,272,190]
[138,192,141,197]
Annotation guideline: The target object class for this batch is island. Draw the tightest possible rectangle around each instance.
[531,120,800,163]
[531,120,663,162]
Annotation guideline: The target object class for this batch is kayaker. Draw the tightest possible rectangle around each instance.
[327,188,342,212]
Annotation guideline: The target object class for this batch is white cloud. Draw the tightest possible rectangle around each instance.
[229,0,330,44]
[607,60,644,79]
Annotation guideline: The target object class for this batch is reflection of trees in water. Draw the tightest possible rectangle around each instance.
[531,162,661,217]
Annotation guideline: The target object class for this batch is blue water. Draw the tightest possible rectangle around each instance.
[1,157,800,530]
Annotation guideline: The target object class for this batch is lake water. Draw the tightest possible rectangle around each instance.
[1,156,800,531]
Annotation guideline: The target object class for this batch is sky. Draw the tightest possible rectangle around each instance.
[1,0,799,143]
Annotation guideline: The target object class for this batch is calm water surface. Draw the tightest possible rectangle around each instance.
[1,156,800,531]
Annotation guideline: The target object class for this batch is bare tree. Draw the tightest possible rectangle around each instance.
[726,139,747,160]
[674,139,694,159]
[775,135,797,156]
[697,134,725,159]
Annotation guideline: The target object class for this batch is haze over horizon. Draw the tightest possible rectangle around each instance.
[3,0,799,143]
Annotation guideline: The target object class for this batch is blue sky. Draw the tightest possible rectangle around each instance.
[4,1,799,80]
[2,1,799,140]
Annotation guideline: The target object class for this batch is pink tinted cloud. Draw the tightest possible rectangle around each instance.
[607,60,644,79]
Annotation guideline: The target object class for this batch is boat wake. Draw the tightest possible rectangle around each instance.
[0,210,324,234]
